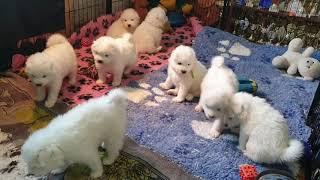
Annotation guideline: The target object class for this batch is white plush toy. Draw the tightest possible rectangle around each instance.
[272,38,320,80]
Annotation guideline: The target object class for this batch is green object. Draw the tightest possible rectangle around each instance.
[149,0,160,8]
[238,78,258,93]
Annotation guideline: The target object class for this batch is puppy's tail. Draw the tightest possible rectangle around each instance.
[281,139,304,162]
[211,56,225,68]
[107,88,128,106]
[122,33,133,43]
[46,34,69,47]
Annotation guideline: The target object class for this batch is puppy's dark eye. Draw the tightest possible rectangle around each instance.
[42,75,46,78]
[217,108,221,112]
[131,19,134,21]
[187,64,190,66]
[177,62,182,65]
[105,54,109,57]
[124,19,127,22]
[307,60,310,63]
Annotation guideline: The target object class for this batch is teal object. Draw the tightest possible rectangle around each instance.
[238,78,258,93]
[167,11,186,27]
[149,0,160,8]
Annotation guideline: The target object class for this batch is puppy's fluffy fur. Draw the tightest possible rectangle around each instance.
[133,7,168,54]
[21,89,128,178]
[195,56,239,138]
[225,92,304,174]
[107,8,140,38]
[92,34,137,86]
[159,45,207,102]
[25,34,77,108]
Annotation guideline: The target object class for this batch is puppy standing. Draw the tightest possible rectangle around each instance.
[92,33,137,86]
[224,92,304,175]
[159,45,207,102]
[133,7,168,54]
[107,8,140,38]
[25,34,77,108]
[21,89,128,178]
[195,56,239,138]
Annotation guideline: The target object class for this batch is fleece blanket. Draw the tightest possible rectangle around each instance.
[123,27,319,179]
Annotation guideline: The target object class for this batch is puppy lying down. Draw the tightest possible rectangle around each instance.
[21,89,128,178]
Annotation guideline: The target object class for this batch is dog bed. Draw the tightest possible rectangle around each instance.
[122,27,319,179]
[50,14,197,106]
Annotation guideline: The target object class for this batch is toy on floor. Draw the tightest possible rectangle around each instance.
[131,0,149,20]
[272,38,320,80]
[238,78,258,94]
[239,164,258,180]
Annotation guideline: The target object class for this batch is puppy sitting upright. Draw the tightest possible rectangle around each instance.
[195,56,239,138]
[25,34,77,108]
[92,33,137,86]
[133,7,169,54]
[21,89,128,178]
[107,8,140,38]
[159,45,207,102]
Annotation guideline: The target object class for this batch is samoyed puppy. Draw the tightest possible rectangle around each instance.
[21,89,128,178]
[224,92,304,175]
[107,8,140,38]
[133,7,168,54]
[195,56,239,138]
[25,34,77,108]
[92,33,137,86]
[159,45,207,102]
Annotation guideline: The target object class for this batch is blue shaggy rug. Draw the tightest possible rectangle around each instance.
[125,27,319,179]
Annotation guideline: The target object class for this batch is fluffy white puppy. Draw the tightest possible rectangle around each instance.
[21,89,128,178]
[159,45,207,102]
[25,34,77,108]
[133,7,168,54]
[195,56,239,138]
[107,8,140,38]
[92,33,137,86]
[224,92,304,174]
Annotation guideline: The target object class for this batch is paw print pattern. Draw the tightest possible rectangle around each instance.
[67,85,81,93]
[150,61,161,66]
[81,57,94,62]
[139,63,151,69]
[157,55,169,61]
[131,70,144,76]
[102,19,109,28]
[92,85,106,91]
[78,78,93,85]
[139,55,150,61]
[73,39,82,49]
[85,48,92,54]
[92,27,99,36]
[62,97,75,105]
[78,94,93,100]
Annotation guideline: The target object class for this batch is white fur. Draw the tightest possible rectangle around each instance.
[107,8,140,38]
[21,89,128,178]
[25,34,77,108]
[225,92,304,175]
[195,56,239,138]
[92,33,137,86]
[133,7,168,54]
[272,38,320,80]
[159,45,207,103]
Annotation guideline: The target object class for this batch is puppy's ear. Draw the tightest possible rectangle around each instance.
[211,56,225,67]
[37,144,64,167]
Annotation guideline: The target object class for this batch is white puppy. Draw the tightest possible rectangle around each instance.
[159,45,207,102]
[21,89,128,178]
[25,34,77,108]
[224,92,304,174]
[92,33,137,86]
[133,7,168,54]
[195,56,239,138]
[107,8,140,38]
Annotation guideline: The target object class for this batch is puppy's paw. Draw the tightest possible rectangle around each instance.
[90,169,103,178]
[156,46,162,52]
[186,94,194,101]
[209,129,221,139]
[195,104,203,112]
[159,83,170,90]
[96,79,105,84]
[167,89,178,96]
[35,95,45,102]
[45,100,55,108]
[112,81,121,87]
[102,157,115,165]
[172,97,184,103]
[51,168,65,175]
[69,78,76,85]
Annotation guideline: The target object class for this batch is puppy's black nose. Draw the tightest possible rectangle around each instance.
[97,60,103,64]
[36,83,42,87]
[128,24,131,27]
[181,70,186,74]
[224,124,228,128]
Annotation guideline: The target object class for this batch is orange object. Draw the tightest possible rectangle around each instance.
[239,164,258,180]
[131,0,149,20]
